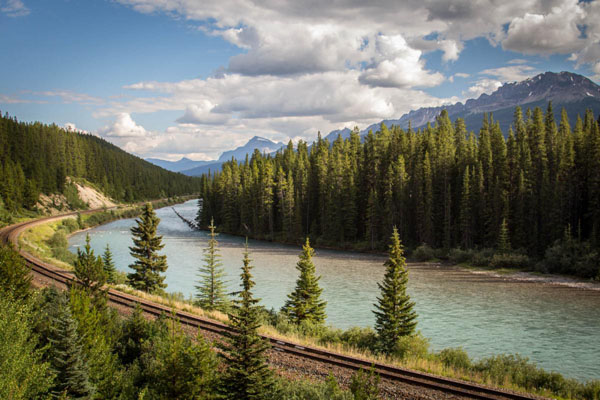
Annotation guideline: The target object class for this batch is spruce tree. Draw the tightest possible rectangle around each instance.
[498,218,511,254]
[219,240,275,400]
[102,244,116,284]
[127,203,168,293]
[281,238,327,325]
[74,234,107,307]
[0,244,32,301]
[195,218,229,311]
[373,228,417,353]
[48,294,94,398]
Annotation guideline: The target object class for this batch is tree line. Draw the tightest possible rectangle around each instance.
[0,112,201,212]
[197,104,600,277]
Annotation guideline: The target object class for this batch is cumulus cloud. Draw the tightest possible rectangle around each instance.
[465,79,503,98]
[63,123,91,134]
[177,101,229,125]
[1,0,29,17]
[99,0,600,159]
[98,113,149,138]
[359,34,445,88]
[503,1,585,55]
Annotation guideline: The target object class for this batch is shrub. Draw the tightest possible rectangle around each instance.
[61,218,80,233]
[449,248,475,264]
[339,327,378,352]
[488,253,531,269]
[47,230,68,249]
[413,244,435,262]
[541,237,600,278]
[438,348,471,370]
[471,248,495,267]
[277,375,351,400]
[350,367,380,400]
[393,333,430,360]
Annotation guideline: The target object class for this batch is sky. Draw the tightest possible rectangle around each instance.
[1,0,599,161]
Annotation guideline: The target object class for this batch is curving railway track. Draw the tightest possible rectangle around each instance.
[0,209,546,400]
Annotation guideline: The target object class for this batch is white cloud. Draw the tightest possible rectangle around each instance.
[503,1,585,55]
[98,113,149,138]
[0,93,30,104]
[479,65,539,82]
[63,123,91,134]
[465,79,503,98]
[34,90,104,105]
[1,0,29,17]
[359,34,445,88]
[98,0,600,159]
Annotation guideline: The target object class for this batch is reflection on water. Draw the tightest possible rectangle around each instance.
[69,200,600,381]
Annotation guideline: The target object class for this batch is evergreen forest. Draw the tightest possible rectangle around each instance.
[0,112,201,212]
[199,105,600,278]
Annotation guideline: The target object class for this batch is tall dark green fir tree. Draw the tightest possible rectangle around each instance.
[218,240,275,400]
[48,294,94,399]
[195,218,229,311]
[73,234,107,307]
[281,238,327,325]
[498,218,511,254]
[101,244,116,284]
[373,227,417,353]
[127,203,168,293]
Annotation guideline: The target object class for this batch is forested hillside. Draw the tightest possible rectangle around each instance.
[199,104,600,276]
[0,113,201,211]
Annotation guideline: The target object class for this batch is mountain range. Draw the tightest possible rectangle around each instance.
[148,71,600,176]
[324,71,600,142]
[147,136,284,176]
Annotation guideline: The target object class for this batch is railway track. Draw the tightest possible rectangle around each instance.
[0,210,545,400]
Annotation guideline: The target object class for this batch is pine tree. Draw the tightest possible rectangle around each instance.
[74,234,107,307]
[101,244,116,284]
[219,240,275,400]
[0,244,32,301]
[498,218,511,254]
[195,218,229,311]
[127,203,168,293]
[48,294,94,398]
[373,228,417,353]
[281,238,327,325]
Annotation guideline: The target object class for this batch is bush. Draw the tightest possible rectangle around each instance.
[350,367,380,400]
[393,333,430,360]
[471,248,495,267]
[277,375,351,399]
[47,230,68,249]
[413,244,435,262]
[488,253,532,270]
[61,218,80,233]
[449,248,475,264]
[339,327,378,352]
[438,348,471,370]
[541,237,600,278]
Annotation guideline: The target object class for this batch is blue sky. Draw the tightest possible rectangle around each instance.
[1,0,599,160]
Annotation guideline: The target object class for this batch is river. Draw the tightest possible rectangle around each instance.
[69,200,600,381]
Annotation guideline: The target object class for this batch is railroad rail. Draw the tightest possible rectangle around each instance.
[0,210,545,400]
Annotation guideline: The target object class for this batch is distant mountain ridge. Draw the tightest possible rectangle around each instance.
[145,157,211,173]
[325,71,600,141]
[146,136,284,175]
[149,71,600,177]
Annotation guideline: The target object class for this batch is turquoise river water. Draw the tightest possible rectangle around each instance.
[69,200,600,381]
